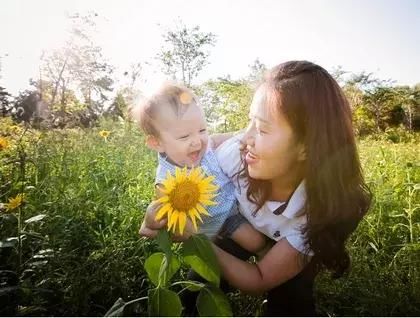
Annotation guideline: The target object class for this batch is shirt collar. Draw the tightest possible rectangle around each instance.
[265,180,306,219]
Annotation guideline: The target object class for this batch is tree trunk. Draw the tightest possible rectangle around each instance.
[51,57,68,107]
[407,105,413,131]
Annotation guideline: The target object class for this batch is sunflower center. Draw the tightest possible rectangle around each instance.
[169,180,200,211]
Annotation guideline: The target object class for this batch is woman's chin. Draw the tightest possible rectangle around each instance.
[247,167,260,179]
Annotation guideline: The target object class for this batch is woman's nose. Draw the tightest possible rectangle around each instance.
[241,123,255,146]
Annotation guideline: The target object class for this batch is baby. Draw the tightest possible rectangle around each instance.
[132,82,266,253]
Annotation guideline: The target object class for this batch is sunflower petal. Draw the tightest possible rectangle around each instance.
[196,204,211,216]
[155,203,171,220]
[156,196,169,204]
[178,212,187,235]
[200,199,217,206]
[200,193,217,201]
[189,208,203,223]
[188,167,202,182]
[199,183,219,192]
[168,210,179,232]
[188,209,199,232]
[202,175,216,184]
[162,177,176,193]
[175,167,181,180]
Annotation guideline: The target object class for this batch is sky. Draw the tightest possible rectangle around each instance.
[1,0,419,95]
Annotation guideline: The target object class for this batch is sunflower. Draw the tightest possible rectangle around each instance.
[99,130,111,139]
[5,193,25,212]
[155,166,219,235]
[0,137,9,151]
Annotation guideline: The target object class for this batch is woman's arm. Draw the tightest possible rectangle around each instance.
[213,238,310,295]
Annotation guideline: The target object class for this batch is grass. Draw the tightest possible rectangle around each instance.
[0,118,419,316]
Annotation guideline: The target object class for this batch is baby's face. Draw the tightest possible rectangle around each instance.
[154,104,209,167]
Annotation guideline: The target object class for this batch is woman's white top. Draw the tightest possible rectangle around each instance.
[215,134,313,256]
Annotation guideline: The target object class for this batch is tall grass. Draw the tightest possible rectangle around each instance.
[0,118,418,316]
[316,138,420,316]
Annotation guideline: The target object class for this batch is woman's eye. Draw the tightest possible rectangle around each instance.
[256,127,266,134]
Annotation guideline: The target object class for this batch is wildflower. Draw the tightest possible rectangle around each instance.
[155,167,219,235]
[5,194,25,212]
[99,130,111,139]
[10,125,21,133]
[0,137,9,151]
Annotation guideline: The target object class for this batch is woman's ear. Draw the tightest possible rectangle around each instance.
[297,143,306,161]
[146,135,163,152]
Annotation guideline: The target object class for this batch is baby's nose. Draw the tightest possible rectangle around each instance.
[191,137,201,147]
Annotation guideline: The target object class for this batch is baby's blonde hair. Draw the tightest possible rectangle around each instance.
[130,82,199,137]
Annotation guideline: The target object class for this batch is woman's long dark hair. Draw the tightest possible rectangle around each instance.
[242,61,371,277]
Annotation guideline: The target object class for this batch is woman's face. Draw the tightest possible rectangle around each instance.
[243,85,305,182]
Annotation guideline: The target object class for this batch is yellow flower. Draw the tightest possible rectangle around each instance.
[10,125,21,134]
[0,137,9,151]
[155,166,219,235]
[99,130,111,139]
[5,194,25,212]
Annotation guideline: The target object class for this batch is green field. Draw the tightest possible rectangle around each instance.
[1,118,419,316]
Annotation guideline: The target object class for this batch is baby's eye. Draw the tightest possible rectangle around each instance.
[199,128,207,133]
[178,135,189,140]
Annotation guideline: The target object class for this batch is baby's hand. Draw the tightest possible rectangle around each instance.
[139,185,167,239]
[139,200,167,238]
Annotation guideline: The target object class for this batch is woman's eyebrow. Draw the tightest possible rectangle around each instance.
[255,116,270,124]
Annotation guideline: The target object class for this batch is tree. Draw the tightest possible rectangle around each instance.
[347,72,396,132]
[106,92,127,119]
[157,21,216,87]
[118,62,143,115]
[247,58,267,83]
[0,86,11,117]
[40,12,114,126]
[198,78,252,132]
[391,85,420,131]
[330,65,349,86]
[12,90,40,123]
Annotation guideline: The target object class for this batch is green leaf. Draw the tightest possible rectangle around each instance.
[145,253,180,287]
[148,287,182,317]
[24,214,47,224]
[179,280,206,292]
[182,234,220,286]
[159,254,180,286]
[0,213,18,225]
[0,238,18,248]
[104,297,126,317]
[0,286,20,297]
[156,229,172,257]
[197,285,232,317]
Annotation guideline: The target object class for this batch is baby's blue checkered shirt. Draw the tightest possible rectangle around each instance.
[155,146,237,238]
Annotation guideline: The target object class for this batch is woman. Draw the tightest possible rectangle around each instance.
[140,60,371,316]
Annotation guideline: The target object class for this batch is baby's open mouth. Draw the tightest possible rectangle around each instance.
[188,150,201,162]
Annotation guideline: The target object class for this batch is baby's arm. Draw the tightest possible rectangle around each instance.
[210,129,246,150]
[230,223,268,254]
